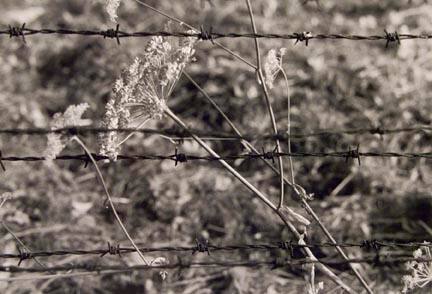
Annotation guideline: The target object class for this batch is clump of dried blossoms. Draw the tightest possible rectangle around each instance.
[402,244,432,293]
[106,0,121,23]
[44,103,90,160]
[264,48,287,89]
[100,29,198,160]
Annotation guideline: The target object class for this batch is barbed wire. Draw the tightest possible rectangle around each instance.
[0,126,430,141]
[1,240,431,261]
[1,25,431,46]
[1,256,430,274]
[1,149,431,167]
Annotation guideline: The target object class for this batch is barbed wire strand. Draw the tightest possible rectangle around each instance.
[0,240,431,260]
[0,126,429,141]
[0,256,430,274]
[1,26,432,45]
[1,150,431,164]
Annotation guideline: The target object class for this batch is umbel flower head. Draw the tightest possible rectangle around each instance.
[106,0,121,23]
[264,48,287,89]
[402,244,432,293]
[100,28,199,160]
[44,103,90,160]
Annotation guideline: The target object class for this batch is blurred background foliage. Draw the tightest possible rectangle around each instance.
[0,0,431,292]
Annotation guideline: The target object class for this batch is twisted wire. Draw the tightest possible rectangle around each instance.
[0,240,431,260]
[1,256,430,274]
[1,150,431,163]
[1,26,432,43]
[0,126,430,141]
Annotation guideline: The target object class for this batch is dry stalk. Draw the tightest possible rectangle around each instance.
[244,0,285,210]
[163,106,355,293]
[244,1,372,292]
[71,136,150,265]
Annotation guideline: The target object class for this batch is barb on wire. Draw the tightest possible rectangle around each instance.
[199,25,215,44]
[294,31,313,46]
[384,29,401,48]
[1,126,430,141]
[345,144,361,166]
[1,26,432,43]
[0,240,431,260]
[174,148,188,166]
[100,242,122,258]
[8,23,26,43]
[192,238,210,255]
[1,149,431,164]
[102,24,121,45]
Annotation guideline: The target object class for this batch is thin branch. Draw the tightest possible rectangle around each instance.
[117,118,150,146]
[244,0,285,211]
[280,68,295,186]
[1,222,47,270]
[71,136,150,265]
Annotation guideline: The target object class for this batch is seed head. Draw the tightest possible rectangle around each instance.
[402,244,432,293]
[264,48,287,89]
[106,0,121,23]
[100,28,198,160]
[44,103,90,160]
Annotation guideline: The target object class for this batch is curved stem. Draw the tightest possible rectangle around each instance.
[244,0,285,211]
[117,118,150,147]
[280,68,295,186]
[72,136,150,265]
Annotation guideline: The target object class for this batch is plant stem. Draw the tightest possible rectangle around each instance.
[185,71,373,291]
[1,222,47,270]
[244,1,372,292]
[117,118,150,147]
[244,0,285,210]
[71,136,149,265]
[163,107,355,293]
[280,69,295,186]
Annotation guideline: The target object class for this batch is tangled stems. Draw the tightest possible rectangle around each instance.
[163,106,355,293]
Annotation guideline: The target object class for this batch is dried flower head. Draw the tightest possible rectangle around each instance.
[100,27,198,160]
[264,48,287,89]
[402,244,432,293]
[106,0,121,23]
[44,103,90,160]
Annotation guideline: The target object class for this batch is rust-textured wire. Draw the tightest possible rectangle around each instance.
[0,240,430,260]
[1,25,431,45]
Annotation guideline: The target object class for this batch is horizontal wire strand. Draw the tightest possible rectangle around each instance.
[0,126,430,140]
[1,150,431,163]
[1,27,432,43]
[0,240,431,259]
[1,256,430,274]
